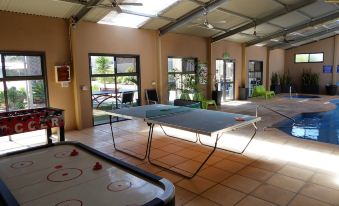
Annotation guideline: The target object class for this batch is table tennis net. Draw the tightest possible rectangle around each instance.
[145,106,194,119]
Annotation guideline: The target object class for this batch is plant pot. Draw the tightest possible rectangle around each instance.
[239,87,248,100]
[302,85,319,94]
[212,91,222,105]
[270,84,281,94]
[326,85,337,95]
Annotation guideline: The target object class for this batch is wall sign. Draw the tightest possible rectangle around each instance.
[197,63,208,84]
[323,65,332,73]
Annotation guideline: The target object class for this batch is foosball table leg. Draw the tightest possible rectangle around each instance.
[47,128,52,144]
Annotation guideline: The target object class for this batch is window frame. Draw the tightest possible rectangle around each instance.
[88,53,141,126]
[167,56,198,102]
[0,51,49,112]
[294,52,324,63]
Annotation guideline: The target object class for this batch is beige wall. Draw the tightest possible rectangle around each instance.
[159,33,209,103]
[285,37,336,94]
[268,49,285,88]
[71,21,158,129]
[0,11,76,130]
[211,40,242,99]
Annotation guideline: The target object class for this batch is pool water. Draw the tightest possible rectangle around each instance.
[275,99,339,145]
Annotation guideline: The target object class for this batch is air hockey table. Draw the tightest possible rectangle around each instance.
[0,142,175,206]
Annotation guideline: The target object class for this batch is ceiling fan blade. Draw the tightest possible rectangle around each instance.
[119,2,143,6]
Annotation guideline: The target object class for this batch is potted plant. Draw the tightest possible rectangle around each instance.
[280,73,292,93]
[325,84,337,95]
[270,72,281,94]
[301,69,319,94]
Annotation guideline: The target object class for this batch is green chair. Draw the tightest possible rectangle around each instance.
[252,85,275,99]
[193,92,217,109]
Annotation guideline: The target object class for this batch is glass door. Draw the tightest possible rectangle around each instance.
[248,60,263,97]
[90,55,140,126]
[216,59,235,101]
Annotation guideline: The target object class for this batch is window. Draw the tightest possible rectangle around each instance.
[295,53,323,63]
[168,57,197,102]
[90,54,140,126]
[0,53,47,112]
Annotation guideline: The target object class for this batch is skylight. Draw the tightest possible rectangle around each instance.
[98,0,178,28]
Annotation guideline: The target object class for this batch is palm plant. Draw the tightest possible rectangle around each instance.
[95,57,113,89]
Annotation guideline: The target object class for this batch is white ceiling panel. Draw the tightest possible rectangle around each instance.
[141,19,171,30]
[83,7,111,22]
[0,0,82,18]
[299,0,338,18]
[269,11,310,28]
[225,33,256,43]
[219,0,283,19]
[191,9,249,30]
[275,0,305,5]
[161,0,199,19]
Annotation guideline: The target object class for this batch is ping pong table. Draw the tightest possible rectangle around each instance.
[107,104,261,178]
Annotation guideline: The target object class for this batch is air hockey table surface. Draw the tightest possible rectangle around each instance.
[0,142,175,206]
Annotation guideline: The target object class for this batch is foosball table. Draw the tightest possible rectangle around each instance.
[0,107,65,144]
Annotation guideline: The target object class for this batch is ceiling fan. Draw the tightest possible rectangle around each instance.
[87,0,142,12]
[202,8,214,29]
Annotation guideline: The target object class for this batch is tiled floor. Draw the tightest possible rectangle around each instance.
[2,95,339,205]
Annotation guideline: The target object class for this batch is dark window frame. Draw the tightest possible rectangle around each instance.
[294,52,324,63]
[88,53,141,126]
[0,51,49,112]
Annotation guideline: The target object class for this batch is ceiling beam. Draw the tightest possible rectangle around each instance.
[245,10,339,47]
[73,0,103,23]
[211,0,316,42]
[270,25,339,49]
[159,0,229,36]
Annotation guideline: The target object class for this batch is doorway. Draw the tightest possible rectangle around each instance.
[216,59,235,101]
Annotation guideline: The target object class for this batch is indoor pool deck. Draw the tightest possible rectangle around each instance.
[2,94,339,206]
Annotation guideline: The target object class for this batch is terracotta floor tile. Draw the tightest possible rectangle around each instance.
[161,144,185,153]
[222,174,261,194]
[252,184,296,206]
[198,166,233,183]
[156,170,183,183]
[300,183,339,205]
[225,154,255,165]
[184,196,221,206]
[174,160,202,173]
[176,176,216,194]
[235,195,276,206]
[157,154,188,166]
[213,159,246,173]
[278,165,314,181]
[238,166,274,182]
[202,184,246,206]
[309,172,339,190]
[193,154,224,165]
[266,173,305,192]
[176,149,203,159]
[288,194,331,206]
[148,148,170,159]
[175,186,197,206]
[250,159,285,172]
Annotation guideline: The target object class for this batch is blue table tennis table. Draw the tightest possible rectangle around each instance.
[107,104,261,178]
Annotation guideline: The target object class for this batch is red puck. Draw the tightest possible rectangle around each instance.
[55,165,63,169]
[93,162,102,171]
[235,117,245,121]
[70,149,79,156]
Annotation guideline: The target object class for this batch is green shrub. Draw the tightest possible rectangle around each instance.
[7,87,27,109]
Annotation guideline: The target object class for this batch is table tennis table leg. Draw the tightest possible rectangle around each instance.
[109,115,150,160]
[147,124,220,179]
[159,125,198,143]
[198,123,258,154]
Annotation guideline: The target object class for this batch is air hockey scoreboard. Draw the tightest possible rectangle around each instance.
[0,107,65,143]
[0,142,175,206]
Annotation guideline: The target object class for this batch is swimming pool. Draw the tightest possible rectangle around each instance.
[274,99,339,145]
[284,95,320,99]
